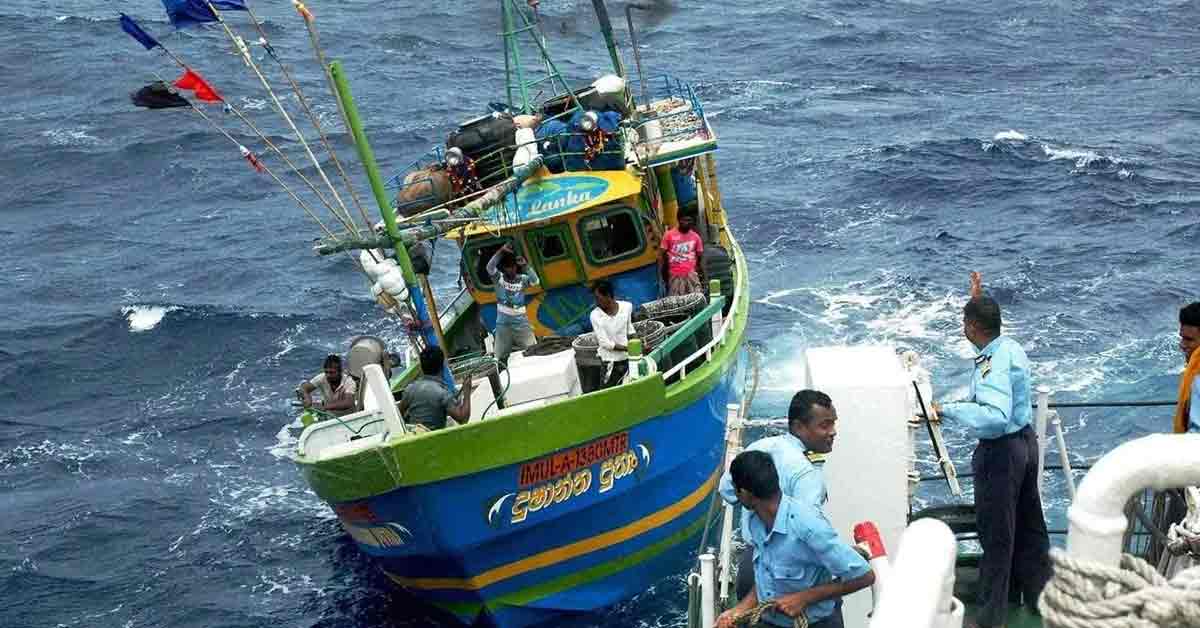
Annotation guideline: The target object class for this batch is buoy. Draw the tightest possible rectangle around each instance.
[854,521,891,614]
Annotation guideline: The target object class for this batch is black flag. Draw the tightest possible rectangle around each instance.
[130,82,191,109]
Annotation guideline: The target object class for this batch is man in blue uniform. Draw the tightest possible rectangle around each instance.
[936,274,1051,627]
[719,390,835,509]
[719,390,838,598]
[716,451,874,628]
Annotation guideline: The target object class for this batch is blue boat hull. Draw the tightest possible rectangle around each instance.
[329,374,739,627]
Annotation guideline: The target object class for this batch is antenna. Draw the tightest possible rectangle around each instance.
[501,0,581,114]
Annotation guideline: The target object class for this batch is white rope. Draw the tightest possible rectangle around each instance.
[243,4,374,233]
[1039,548,1200,628]
[204,1,358,234]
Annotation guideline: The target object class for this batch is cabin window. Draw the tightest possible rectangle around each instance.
[531,230,568,262]
[578,207,644,265]
[464,237,520,289]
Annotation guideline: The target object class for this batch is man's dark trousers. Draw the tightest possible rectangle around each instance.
[973,425,1052,626]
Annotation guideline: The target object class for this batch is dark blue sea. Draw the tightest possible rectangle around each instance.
[3,1,1198,626]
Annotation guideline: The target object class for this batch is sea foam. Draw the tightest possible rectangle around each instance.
[122,305,178,333]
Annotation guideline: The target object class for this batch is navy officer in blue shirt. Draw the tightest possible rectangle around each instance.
[717,450,873,628]
[718,390,838,599]
[935,273,1051,627]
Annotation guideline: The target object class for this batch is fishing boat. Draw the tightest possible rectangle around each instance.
[124,0,750,626]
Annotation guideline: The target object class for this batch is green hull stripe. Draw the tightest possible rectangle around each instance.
[431,508,711,616]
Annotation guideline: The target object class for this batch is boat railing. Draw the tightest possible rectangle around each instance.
[627,73,712,160]
[642,256,744,384]
[865,434,1200,628]
[909,392,1185,563]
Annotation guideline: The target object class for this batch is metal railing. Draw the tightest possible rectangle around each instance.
[636,246,744,384]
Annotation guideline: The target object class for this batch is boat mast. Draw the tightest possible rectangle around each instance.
[502,0,584,115]
[329,62,448,367]
[590,0,626,79]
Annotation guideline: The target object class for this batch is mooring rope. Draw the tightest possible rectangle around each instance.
[1039,548,1200,628]
[729,602,808,628]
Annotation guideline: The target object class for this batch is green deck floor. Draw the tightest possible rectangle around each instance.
[956,562,1044,628]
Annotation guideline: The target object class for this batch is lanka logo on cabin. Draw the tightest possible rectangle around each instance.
[514,176,610,221]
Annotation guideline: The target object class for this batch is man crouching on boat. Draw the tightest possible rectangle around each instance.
[297,354,358,416]
[398,346,474,432]
[717,451,874,628]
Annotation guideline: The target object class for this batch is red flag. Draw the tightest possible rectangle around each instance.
[173,68,222,103]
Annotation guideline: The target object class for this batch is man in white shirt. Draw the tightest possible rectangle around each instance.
[297,354,358,416]
[590,280,635,389]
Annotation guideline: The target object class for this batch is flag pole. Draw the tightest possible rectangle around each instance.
[293,1,376,226]
[331,60,457,384]
[293,1,374,209]
[241,3,374,232]
[203,0,360,236]
[152,44,360,236]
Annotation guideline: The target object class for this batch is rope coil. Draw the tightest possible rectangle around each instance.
[1039,548,1200,628]
[730,602,808,628]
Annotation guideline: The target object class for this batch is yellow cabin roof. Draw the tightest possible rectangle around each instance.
[449,169,643,239]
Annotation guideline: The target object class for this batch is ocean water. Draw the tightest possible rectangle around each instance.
[3,1,1198,626]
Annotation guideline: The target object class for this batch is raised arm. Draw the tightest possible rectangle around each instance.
[486,246,504,278]
[519,256,539,288]
[447,380,475,422]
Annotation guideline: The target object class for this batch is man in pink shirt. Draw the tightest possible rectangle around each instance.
[659,214,706,296]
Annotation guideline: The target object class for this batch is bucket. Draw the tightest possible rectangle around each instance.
[572,320,666,393]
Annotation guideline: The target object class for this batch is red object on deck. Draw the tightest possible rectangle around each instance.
[854,521,888,559]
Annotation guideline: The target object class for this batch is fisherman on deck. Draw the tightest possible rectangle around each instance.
[660,213,706,296]
[717,451,874,628]
[398,346,473,432]
[590,279,636,389]
[934,272,1051,628]
[1174,301,1200,433]
[297,354,358,416]
[487,242,540,366]
[720,390,838,599]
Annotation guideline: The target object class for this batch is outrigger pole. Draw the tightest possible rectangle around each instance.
[313,155,546,256]
[328,61,455,382]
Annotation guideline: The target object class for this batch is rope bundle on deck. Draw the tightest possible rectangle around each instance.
[1039,548,1200,628]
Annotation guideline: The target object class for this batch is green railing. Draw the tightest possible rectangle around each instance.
[648,294,725,367]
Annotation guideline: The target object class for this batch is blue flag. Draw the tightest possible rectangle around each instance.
[119,13,160,50]
[161,0,248,29]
